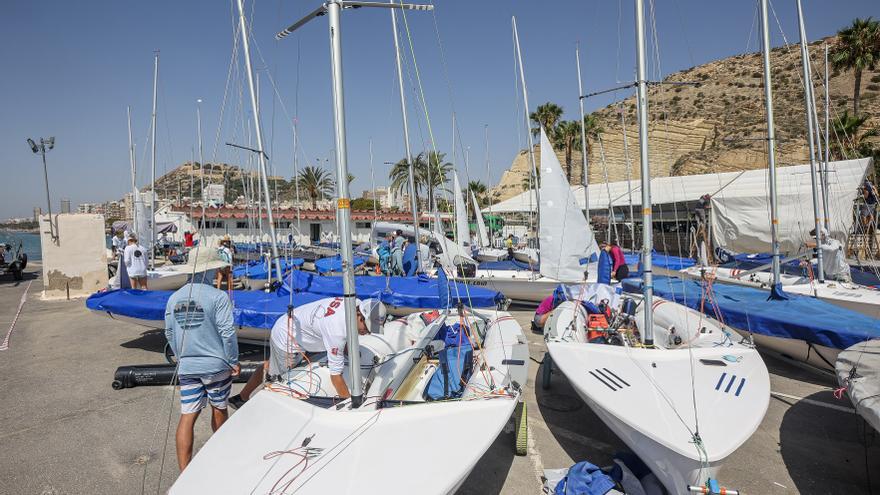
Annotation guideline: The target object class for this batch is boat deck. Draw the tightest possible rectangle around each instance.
[0,265,876,494]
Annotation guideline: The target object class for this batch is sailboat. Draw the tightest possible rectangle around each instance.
[469,190,507,262]
[456,20,598,305]
[544,3,769,493]
[679,1,880,319]
[168,3,529,493]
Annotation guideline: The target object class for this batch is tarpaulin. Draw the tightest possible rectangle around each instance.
[314,254,367,274]
[232,258,304,279]
[622,276,880,350]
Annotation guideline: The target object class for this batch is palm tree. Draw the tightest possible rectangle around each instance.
[297,165,335,209]
[529,102,564,138]
[830,110,879,160]
[465,180,489,208]
[388,151,452,211]
[552,120,582,182]
[831,17,880,117]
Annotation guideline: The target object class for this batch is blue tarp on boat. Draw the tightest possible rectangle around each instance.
[86,288,324,329]
[623,251,696,271]
[232,258,304,279]
[621,276,880,350]
[283,270,504,309]
[314,254,367,274]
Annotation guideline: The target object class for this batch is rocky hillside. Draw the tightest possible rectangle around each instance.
[144,162,287,203]
[492,36,880,202]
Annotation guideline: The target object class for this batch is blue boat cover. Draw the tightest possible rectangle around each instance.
[314,254,367,274]
[621,276,880,350]
[282,270,504,309]
[623,250,696,271]
[478,259,537,271]
[86,288,323,330]
[232,258,304,279]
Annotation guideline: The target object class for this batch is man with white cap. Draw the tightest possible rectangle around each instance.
[230,296,387,406]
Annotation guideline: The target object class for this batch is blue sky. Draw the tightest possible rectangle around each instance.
[1,0,876,219]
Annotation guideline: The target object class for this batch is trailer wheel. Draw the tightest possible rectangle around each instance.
[541,354,552,390]
[515,401,528,456]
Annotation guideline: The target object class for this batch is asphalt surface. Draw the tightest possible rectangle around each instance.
[0,266,877,494]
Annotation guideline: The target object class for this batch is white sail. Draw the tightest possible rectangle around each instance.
[453,171,470,246]
[538,128,598,282]
[133,187,152,245]
[471,190,490,248]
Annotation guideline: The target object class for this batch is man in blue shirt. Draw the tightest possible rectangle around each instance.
[164,282,240,470]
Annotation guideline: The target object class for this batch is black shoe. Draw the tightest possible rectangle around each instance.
[228,394,246,409]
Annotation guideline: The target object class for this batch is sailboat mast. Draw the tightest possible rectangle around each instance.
[369,138,378,221]
[293,120,302,239]
[575,42,590,221]
[390,4,423,270]
[326,0,363,406]
[197,99,206,240]
[760,0,783,288]
[823,43,831,230]
[127,106,138,233]
[485,124,493,243]
[512,16,540,253]
[634,0,653,345]
[149,52,159,269]
[796,0,825,283]
[236,0,284,285]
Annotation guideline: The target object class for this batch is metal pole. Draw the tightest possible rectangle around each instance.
[484,124,493,243]
[236,0,284,285]
[575,42,591,222]
[326,0,362,406]
[796,0,824,282]
[760,0,783,289]
[390,3,422,269]
[634,0,653,345]
[150,52,159,269]
[822,43,831,230]
[369,138,378,220]
[40,146,55,241]
[512,16,540,253]
[127,106,138,234]
[621,106,636,249]
[197,99,206,238]
[293,121,302,240]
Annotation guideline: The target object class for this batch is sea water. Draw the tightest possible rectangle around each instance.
[0,230,42,261]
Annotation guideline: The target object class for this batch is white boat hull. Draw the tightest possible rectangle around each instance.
[546,299,770,493]
[473,248,508,263]
[512,248,538,264]
[456,269,558,304]
[170,308,529,494]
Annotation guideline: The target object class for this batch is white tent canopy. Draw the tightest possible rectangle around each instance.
[487,158,871,218]
[711,158,871,254]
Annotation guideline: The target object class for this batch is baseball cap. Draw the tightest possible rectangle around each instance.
[357,298,387,333]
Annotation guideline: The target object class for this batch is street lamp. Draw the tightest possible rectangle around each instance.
[27,136,57,242]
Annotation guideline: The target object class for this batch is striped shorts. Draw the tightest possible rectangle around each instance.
[178,370,232,414]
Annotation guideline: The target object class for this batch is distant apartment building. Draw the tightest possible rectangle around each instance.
[78,203,100,214]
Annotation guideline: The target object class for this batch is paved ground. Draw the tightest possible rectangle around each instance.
[0,266,877,494]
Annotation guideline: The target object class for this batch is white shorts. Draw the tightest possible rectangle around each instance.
[178,370,232,414]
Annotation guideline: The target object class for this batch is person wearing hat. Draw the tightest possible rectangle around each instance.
[229,297,387,407]
[124,235,149,289]
[215,236,234,290]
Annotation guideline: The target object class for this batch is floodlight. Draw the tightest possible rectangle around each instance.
[45,137,55,150]
[27,138,38,153]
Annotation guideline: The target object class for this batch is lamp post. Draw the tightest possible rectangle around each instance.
[27,137,57,242]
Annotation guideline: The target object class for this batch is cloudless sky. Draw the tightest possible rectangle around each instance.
[1,0,876,219]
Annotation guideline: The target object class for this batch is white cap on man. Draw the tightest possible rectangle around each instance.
[357,298,387,334]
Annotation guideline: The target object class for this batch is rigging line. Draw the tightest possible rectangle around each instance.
[210,9,241,164]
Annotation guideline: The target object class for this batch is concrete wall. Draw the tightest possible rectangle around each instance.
[39,213,108,300]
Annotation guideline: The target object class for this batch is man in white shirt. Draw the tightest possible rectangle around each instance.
[123,235,149,289]
[230,297,386,406]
